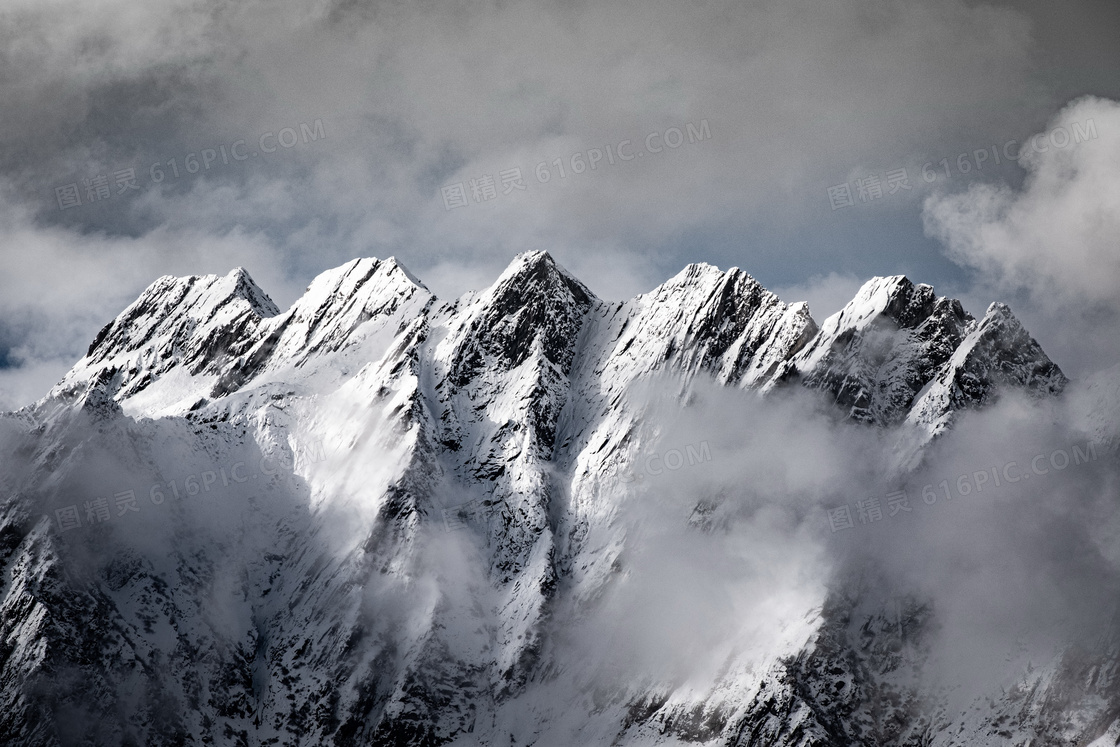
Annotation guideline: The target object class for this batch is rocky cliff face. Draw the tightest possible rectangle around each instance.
[1,251,1111,747]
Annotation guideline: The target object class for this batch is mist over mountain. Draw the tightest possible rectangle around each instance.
[0,251,1115,745]
[0,0,1118,742]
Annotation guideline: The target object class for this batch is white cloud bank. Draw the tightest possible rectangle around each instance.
[925,96,1120,376]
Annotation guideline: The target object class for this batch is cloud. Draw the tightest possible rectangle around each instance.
[924,96,1120,310]
[6,0,1046,280]
[923,96,1120,376]
[494,370,1120,729]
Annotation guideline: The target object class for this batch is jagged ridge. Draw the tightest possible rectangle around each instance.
[0,251,1087,747]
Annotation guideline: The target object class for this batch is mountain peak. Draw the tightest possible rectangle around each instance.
[223,267,282,318]
[789,276,1000,427]
[52,268,281,407]
[439,252,595,385]
[510,248,554,267]
[303,256,427,299]
[983,301,1014,320]
[485,250,596,310]
[382,255,427,291]
[205,256,437,398]
[51,258,1064,441]
[497,250,556,279]
[840,275,915,323]
[492,251,592,301]
[666,261,757,290]
[907,299,1068,436]
[80,267,278,364]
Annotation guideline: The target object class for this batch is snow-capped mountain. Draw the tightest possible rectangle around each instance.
[0,251,1113,746]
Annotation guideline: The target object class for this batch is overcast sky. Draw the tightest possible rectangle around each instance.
[1,0,1118,409]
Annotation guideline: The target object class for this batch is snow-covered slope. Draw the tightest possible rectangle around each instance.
[1,251,1106,746]
[783,276,1067,434]
[53,267,281,415]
